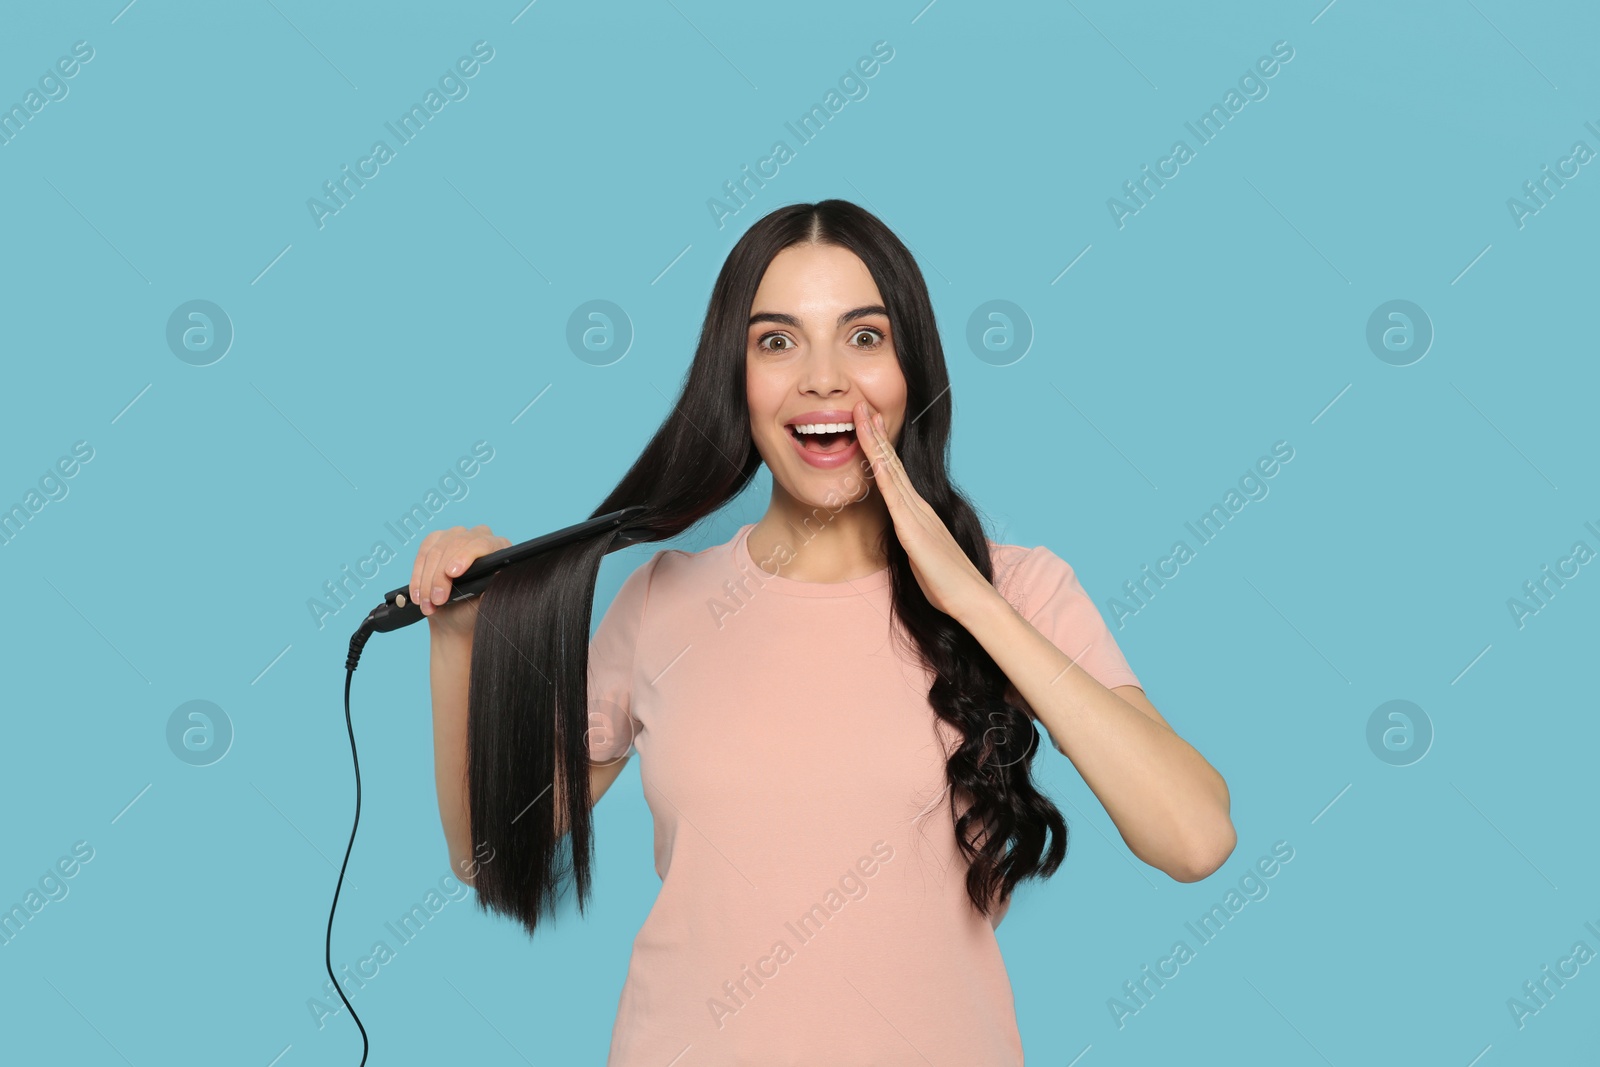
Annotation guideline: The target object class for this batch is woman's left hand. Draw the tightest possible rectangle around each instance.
[855,399,998,622]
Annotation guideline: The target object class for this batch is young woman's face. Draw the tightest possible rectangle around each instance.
[745,242,907,508]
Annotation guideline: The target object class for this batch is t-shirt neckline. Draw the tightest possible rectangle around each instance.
[734,523,892,597]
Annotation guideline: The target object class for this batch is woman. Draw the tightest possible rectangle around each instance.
[414,199,1233,1064]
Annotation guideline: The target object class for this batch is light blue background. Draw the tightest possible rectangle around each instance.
[2,1,1595,1064]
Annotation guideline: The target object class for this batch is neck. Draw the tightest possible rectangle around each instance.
[749,489,890,582]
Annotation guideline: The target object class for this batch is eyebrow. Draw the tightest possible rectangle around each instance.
[748,304,889,329]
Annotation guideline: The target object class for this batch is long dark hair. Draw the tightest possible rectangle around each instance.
[467,199,1066,937]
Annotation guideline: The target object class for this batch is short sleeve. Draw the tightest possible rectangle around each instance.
[997,545,1141,717]
[585,554,657,763]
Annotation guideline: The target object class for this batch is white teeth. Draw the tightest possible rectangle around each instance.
[791,422,855,434]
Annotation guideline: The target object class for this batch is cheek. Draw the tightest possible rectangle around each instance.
[745,354,775,400]
[744,361,791,422]
[859,358,907,403]
[871,388,909,427]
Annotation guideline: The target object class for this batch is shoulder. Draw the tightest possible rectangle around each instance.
[984,537,1141,689]
[607,530,733,623]
[986,540,1077,616]
[627,533,723,596]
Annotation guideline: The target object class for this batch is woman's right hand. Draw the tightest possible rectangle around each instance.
[410,524,512,640]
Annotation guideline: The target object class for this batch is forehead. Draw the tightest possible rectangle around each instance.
[750,243,884,320]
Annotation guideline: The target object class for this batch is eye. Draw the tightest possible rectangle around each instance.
[755,332,795,352]
[850,327,886,349]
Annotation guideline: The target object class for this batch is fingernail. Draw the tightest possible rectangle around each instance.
[432,586,445,603]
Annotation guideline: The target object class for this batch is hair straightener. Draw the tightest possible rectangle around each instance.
[331,505,651,1064]
[354,505,655,637]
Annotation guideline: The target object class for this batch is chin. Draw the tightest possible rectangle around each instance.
[785,465,873,509]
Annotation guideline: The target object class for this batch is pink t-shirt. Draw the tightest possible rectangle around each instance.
[586,522,1140,1066]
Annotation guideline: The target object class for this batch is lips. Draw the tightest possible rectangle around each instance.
[784,409,857,428]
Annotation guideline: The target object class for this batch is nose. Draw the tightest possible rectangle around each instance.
[798,344,849,397]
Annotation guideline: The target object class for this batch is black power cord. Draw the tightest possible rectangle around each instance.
[329,622,376,1065]
[323,506,650,1063]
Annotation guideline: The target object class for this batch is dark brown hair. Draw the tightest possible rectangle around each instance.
[467,199,1065,937]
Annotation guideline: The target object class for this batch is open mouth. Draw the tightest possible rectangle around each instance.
[787,422,858,455]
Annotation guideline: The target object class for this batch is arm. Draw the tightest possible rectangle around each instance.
[848,403,1232,882]
[430,625,631,887]
[846,404,1233,882]
[955,588,1235,883]
[429,626,480,883]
